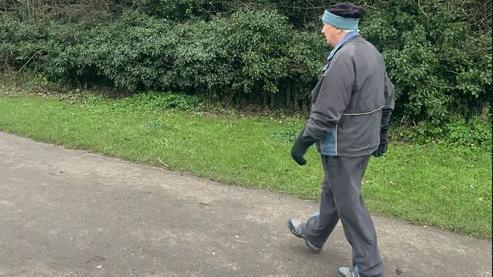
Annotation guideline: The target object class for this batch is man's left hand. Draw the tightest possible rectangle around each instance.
[372,141,388,157]
[372,129,388,157]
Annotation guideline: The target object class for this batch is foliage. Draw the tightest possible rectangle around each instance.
[120,91,201,111]
[73,13,177,90]
[360,1,492,124]
[392,113,491,150]
[136,0,220,21]
[446,117,492,148]
[167,9,299,101]
[1,0,491,132]
[1,10,323,105]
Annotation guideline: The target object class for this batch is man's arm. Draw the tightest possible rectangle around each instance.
[373,71,395,157]
[291,55,354,165]
[303,55,355,140]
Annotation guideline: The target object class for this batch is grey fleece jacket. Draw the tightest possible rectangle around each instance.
[303,35,395,157]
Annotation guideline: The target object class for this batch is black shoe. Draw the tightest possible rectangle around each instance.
[288,218,322,252]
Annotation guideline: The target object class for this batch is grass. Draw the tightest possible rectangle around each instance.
[0,83,491,238]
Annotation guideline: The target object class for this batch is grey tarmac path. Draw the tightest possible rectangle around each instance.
[0,131,491,277]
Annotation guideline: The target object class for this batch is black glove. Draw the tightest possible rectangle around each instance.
[291,132,316,165]
[373,127,388,157]
[373,108,392,157]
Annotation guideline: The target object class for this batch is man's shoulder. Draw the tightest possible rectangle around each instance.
[344,36,378,52]
[339,36,382,61]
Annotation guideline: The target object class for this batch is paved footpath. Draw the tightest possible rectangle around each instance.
[0,132,491,277]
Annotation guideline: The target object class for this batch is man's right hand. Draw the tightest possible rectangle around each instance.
[291,132,316,165]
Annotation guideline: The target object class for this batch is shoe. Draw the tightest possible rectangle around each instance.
[288,218,304,238]
[337,265,360,277]
[287,219,322,252]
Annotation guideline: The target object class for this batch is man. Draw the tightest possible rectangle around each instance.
[288,2,395,277]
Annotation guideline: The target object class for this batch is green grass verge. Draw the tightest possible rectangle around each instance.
[0,90,491,238]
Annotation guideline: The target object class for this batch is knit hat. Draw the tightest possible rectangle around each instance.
[322,10,359,30]
[322,2,364,30]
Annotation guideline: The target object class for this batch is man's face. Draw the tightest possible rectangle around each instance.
[321,24,343,47]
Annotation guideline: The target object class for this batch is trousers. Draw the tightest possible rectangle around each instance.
[303,155,383,277]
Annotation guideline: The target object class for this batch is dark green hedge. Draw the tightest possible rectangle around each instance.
[0,10,324,109]
[1,0,491,127]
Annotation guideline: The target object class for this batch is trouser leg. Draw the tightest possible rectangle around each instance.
[303,156,340,249]
[325,155,383,277]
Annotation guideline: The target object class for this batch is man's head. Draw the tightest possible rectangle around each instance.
[321,2,364,47]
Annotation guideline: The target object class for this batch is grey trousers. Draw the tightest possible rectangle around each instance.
[303,155,383,277]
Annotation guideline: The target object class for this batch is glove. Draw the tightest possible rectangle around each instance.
[372,127,388,157]
[373,108,392,157]
[291,132,316,165]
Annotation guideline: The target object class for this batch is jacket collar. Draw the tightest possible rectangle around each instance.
[326,31,360,61]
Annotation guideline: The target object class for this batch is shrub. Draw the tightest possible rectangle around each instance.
[1,1,491,137]
[121,91,201,111]
[361,1,492,124]
[447,117,492,149]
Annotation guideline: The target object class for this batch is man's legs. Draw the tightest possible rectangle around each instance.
[325,155,383,277]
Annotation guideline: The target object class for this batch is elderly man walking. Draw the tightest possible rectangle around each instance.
[287,2,395,277]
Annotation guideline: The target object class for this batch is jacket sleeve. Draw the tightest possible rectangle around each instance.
[384,71,395,111]
[303,55,355,140]
[381,71,395,128]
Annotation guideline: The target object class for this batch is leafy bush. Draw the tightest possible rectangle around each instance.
[392,114,491,149]
[72,13,178,90]
[121,91,201,111]
[1,0,491,142]
[447,117,492,149]
[136,0,219,21]
[361,1,492,124]
[169,9,324,106]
